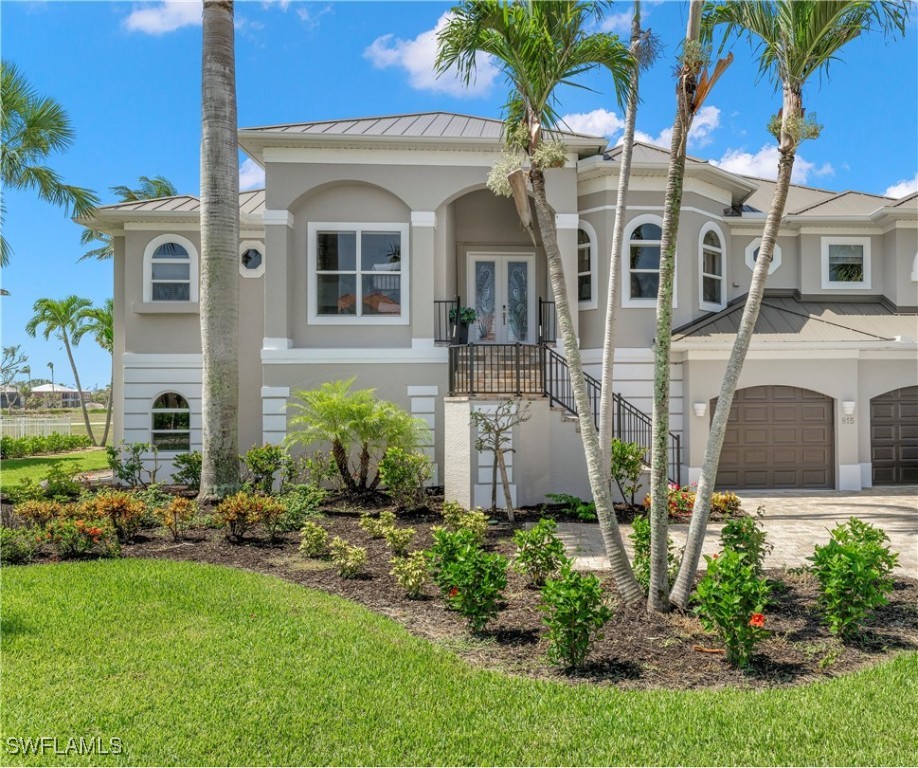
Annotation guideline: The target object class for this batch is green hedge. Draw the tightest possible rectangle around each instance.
[0,433,92,459]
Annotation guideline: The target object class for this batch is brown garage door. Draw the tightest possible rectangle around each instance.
[713,385,834,489]
[871,386,918,485]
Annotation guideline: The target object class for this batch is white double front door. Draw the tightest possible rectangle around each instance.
[467,252,536,344]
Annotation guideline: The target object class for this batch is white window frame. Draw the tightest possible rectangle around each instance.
[699,222,727,312]
[621,214,677,308]
[307,222,410,325]
[744,238,782,275]
[821,236,872,290]
[911,253,918,282]
[577,220,598,310]
[150,391,191,453]
[239,239,266,279]
[143,233,199,303]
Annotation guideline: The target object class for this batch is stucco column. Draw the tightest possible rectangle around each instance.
[411,211,436,345]
[443,397,473,508]
[263,209,294,349]
[555,213,580,344]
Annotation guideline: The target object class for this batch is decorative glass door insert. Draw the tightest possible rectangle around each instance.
[468,254,534,343]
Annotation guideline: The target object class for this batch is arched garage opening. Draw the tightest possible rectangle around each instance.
[870,386,918,485]
[712,385,834,489]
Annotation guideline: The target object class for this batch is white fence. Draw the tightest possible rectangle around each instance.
[0,417,72,439]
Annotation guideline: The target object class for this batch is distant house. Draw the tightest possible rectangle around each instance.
[0,386,22,410]
[30,383,84,409]
[80,111,918,501]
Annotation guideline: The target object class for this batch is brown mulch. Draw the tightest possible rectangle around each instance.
[100,505,918,692]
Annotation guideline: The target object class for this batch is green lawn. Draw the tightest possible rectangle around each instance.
[2,559,916,766]
[0,449,109,488]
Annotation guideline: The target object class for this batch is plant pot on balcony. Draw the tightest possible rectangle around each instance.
[449,306,476,345]
[452,323,470,345]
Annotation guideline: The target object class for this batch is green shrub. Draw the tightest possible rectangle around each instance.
[629,514,679,592]
[693,549,771,668]
[428,527,477,597]
[390,551,429,598]
[241,443,289,494]
[136,483,170,526]
[513,518,569,587]
[298,521,329,558]
[171,451,202,490]
[46,517,120,560]
[808,518,898,639]
[0,433,91,459]
[6,478,45,504]
[278,483,326,532]
[1,526,46,565]
[440,501,488,544]
[106,441,158,488]
[545,493,597,522]
[383,525,415,557]
[720,510,772,575]
[359,510,397,539]
[610,440,645,506]
[328,536,367,579]
[158,497,198,541]
[257,495,288,543]
[378,447,431,509]
[43,462,83,500]
[540,563,612,669]
[80,489,146,542]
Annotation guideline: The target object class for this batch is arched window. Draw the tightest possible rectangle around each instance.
[699,224,726,311]
[143,234,199,302]
[623,215,670,307]
[577,222,597,309]
[151,392,190,451]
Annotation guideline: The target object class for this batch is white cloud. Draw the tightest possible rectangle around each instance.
[713,144,834,185]
[239,158,265,191]
[364,12,499,98]
[885,173,918,199]
[124,1,201,35]
[633,126,672,149]
[560,108,624,138]
[628,106,721,150]
[596,8,634,34]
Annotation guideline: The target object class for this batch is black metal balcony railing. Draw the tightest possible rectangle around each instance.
[434,297,459,344]
[538,297,557,345]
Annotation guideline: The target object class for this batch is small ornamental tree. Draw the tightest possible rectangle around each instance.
[470,399,531,521]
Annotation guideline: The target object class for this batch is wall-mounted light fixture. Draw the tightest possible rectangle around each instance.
[693,402,708,417]
[842,401,856,416]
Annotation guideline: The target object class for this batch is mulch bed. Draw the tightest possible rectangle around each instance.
[103,500,918,692]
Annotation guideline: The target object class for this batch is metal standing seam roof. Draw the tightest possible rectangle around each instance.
[788,190,895,217]
[673,295,918,345]
[93,189,266,216]
[604,141,708,166]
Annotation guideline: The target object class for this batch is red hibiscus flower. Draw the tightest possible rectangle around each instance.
[448,587,459,598]
[749,613,765,628]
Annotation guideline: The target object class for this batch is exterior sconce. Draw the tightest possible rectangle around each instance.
[693,402,708,417]
[842,401,856,416]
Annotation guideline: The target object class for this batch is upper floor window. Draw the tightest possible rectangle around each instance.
[577,223,597,309]
[744,238,782,275]
[821,236,871,289]
[151,392,190,451]
[143,234,199,303]
[699,224,726,312]
[623,215,673,307]
[307,222,410,325]
[239,240,265,278]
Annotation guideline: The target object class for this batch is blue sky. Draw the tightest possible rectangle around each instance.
[2,0,916,389]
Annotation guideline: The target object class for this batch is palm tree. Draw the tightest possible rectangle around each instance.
[0,61,99,267]
[25,295,96,445]
[669,0,910,609]
[437,0,643,602]
[198,0,240,500]
[79,176,178,261]
[73,299,114,446]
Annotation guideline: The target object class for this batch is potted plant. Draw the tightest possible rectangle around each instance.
[449,306,477,344]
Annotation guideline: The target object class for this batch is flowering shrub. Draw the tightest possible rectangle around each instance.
[643,484,743,520]
[720,509,772,575]
[440,544,508,633]
[46,517,120,559]
[383,525,415,558]
[298,521,329,558]
[359,510,397,539]
[81,490,146,542]
[809,518,898,639]
[158,497,198,541]
[629,514,679,592]
[328,536,367,579]
[13,499,69,529]
[378,447,432,510]
[1,526,47,564]
[513,518,569,587]
[540,563,612,668]
[390,551,429,598]
[440,501,488,545]
[693,548,771,668]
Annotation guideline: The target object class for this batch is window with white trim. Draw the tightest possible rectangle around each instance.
[239,240,265,278]
[622,215,672,307]
[143,234,199,303]
[744,238,782,275]
[577,225,596,308]
[308,223,409,324]
[151,392,190,451]
[699,225,726,311]
[821,236,871,289]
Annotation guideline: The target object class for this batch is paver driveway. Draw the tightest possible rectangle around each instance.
[560,486,918,575]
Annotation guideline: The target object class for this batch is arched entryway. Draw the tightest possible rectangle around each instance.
[712,385,834,489]
[870,386,918,485]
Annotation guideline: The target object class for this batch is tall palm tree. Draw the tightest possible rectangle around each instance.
[198,0,240,500]
[79,176,178,261]
[25,295,96,445]
[669,0,910,609]
[73,299,114,446]
[0,61,99,267]
[437,0,643,602]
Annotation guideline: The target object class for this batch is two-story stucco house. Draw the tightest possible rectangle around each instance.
[81,112,918,505]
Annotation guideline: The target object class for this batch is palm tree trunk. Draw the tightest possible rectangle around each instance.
[599,2,642,473]
[530,166,642,604]
[670,85,801,609]
[61,331,96,445]
[198,0,240,500]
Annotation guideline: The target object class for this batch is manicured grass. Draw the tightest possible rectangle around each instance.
[2,560,916,766]
[0,449,109,488]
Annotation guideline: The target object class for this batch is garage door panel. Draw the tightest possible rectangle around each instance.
[772,427,799,443]
[871,386,918,485]
[742,427,769,444]
[742,406,770,422]
[772,405,800,421]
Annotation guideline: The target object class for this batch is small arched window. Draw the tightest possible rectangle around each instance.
[699,225,726,311]
[623,216,665,306]
[143,234,199,303]
[151,392,190,451]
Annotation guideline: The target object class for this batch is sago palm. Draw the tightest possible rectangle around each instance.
[25,295,97,445]
[437,0,643,602]
[0,61,99,267]
[670,0,910,609]
[73,299,114,445]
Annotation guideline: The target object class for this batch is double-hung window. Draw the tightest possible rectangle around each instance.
[622,215,672,307]
[821,237,871,289]
[151,393,191,451]
[142,234,199,303]
[699,225,726,311]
